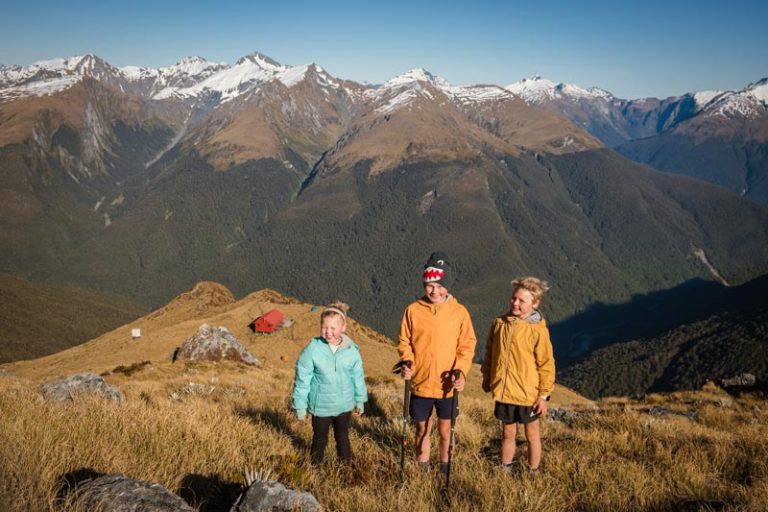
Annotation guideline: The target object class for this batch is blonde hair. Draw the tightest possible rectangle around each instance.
[321,301,349,324]
[511,277,550,303]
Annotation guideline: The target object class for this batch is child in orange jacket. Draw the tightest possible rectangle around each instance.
[397,252,477,473]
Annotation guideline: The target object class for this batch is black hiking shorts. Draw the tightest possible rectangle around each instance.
[494,401,539,425]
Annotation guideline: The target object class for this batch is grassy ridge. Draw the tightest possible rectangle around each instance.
[1,363,766,512]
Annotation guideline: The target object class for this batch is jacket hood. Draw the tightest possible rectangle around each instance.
[317,334,355,350]
[500,309,544,324]
[415,295,459,309]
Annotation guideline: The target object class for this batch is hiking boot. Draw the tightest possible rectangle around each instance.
[418,461,430,472]
[439,462,450,477]
[501,463,514,474]
[528,467,541,477]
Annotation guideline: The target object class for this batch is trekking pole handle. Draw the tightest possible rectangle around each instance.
[392,360,413,376]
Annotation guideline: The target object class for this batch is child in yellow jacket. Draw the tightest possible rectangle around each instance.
[481,277,555,474]
[397,252,477,473]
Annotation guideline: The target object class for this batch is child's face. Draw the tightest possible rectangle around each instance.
[321,314,346,344]
[510,289,540,318]
[424,283,449,304]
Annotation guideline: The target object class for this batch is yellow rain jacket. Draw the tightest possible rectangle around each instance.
[398,296,477,399]
[480,311,555,406]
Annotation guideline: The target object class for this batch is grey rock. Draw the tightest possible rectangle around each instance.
[175,324,260,366]
[720,373,757,389]
[233,480,322,512]
[73,473,194,511]
[648,405,698,420]
[40,373,123,402]
[547,407,584,425]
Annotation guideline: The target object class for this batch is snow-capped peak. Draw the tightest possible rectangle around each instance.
[119,56,228,84]
[0,54,122,99]
[700,77,768,119]
[275,63,340,89]
[151,52,341,101]
[693,90,725,111]
[506,75,612,104]
[164,56,227,77]
[3,54,100,78]
[236,52,287,73]
[748,77,768,104]
[385,68,451,89]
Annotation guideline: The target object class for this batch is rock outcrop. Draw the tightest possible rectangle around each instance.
[233,479,322,512]
[40,373,123,402]
[720,373,757,389]
[71,473,194,512]
[174,324,260,366]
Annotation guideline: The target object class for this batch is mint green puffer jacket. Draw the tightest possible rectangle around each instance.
[292,335,368,419]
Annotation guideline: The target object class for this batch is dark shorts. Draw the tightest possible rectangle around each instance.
[495,402,539,425]
[410,395,456,422]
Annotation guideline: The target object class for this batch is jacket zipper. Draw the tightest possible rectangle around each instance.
[499,319,514,401]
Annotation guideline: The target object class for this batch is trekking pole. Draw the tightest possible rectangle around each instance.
[392,360,413,480]
[445,369,462,489]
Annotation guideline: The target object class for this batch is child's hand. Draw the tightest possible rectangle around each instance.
[452,372,465,392]
[392,360,413,380]
[532,398,548,417]
[353,407,363,417]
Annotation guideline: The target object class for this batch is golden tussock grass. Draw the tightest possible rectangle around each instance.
[1,362,767,512]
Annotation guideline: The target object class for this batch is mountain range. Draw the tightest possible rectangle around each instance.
[1,52,767,366]
[506,74,768,205]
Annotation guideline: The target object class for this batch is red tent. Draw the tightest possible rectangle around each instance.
[250,309,285,333]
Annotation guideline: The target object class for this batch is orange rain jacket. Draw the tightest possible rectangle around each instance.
[397,296,477,399]
[480,312,555,406]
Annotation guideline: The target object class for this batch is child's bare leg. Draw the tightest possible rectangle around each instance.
[415,418,432,462]
[437,418,451,462]
[524,419,541,470]
[501,422,517,464]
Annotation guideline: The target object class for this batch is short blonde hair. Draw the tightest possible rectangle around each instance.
[321,301,349,324]
[511,277,550,303]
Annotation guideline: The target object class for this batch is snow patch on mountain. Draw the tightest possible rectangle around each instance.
[0,54,120,99]
[443,84,514,105]
[277,64,339,89]
[0,75,81,100]
[703,79,768,119]
[369,68,515,113]
[384,68,451,89]
[278,65,311,87]
[693,90,724,111]
[153,55,284,100]
[506,75,613,104]
[749,79,768,103]
[366,68,445,114]
[374,88,420,114]
[151,55,340,101]
[1,55,87,84]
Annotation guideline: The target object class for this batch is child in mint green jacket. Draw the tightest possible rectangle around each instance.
[292,302,368,464]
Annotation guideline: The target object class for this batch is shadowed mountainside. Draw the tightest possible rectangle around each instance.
[0,274,146,364]
[558,274,768,398]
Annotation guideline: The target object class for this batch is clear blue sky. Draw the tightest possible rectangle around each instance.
[2,0,766,99]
